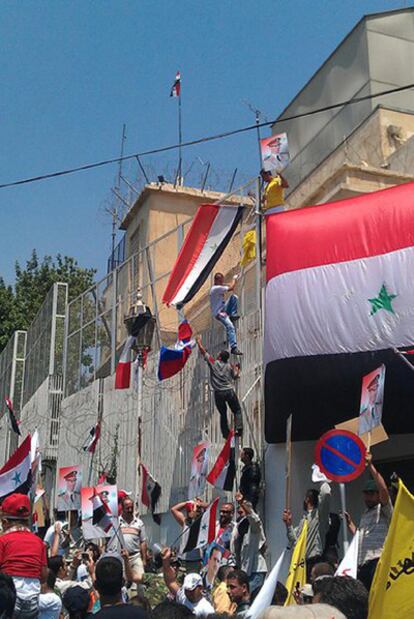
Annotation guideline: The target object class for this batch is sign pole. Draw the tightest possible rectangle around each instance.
[339,482,349,554]
[285,414,292,510]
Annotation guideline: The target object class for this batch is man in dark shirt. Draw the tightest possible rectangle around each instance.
[226,569,250,617]
[196,335,243,439]
[239,448,261,510]
[94,556,149,617]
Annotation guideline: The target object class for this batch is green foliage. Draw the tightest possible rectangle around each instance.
[0,250,96,353]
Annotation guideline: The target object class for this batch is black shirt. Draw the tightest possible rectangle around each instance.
[95,604,149,618]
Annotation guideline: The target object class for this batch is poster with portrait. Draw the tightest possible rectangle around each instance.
[56,465,82,511]
[81,484,118,540]
[358,365,386,436]
[261,133,290,173]
[188,441,210,500]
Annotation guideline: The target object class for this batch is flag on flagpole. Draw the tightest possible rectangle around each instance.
[240,230,256,267]
[140,463,161,523]
[206,431,236,491]
[158,320,195,380]
[115,335,135,389]
[5,398,21,436]
[246,550,286,618]
[0,435,32,499]
[90,488,113,533]
[181,497,219,553]
[285,519,308,606]
[335,531,359,579]
[170,71,181,97]
[82,423,101,454]
[368,480,414,619]
[31,429,42,475]
[264,181,414,443]
[162,203,244,308]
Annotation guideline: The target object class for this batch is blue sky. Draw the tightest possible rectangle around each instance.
[0,0,407,284]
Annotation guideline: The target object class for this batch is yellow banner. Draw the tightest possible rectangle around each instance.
[285,518,308,605]
[240,230,256,267]
[369,480,414,619]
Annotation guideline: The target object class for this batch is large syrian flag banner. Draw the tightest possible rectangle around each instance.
[162,203,244,308]
[265,182,414,442]
[206,430,235,491]
[181,497,219,553]
[0,435,32,500]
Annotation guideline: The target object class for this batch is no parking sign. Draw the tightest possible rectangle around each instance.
[315,429,366,483]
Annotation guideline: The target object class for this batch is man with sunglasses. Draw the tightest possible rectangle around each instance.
[215,503,235,560]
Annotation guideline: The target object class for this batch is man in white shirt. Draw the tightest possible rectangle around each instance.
[162,548,214,616]
[210,272,242,356]
[118,498,147,584]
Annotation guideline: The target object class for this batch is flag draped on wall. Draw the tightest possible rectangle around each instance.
[206,430,235,491]
[368,480,414,619]
[284,519,308,606]
[181,497,219,553]
[264,182,414,443]
[162,203,244,308]
[158,320,195,380]
[0,435,32,499]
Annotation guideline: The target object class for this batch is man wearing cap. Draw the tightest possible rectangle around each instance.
[0,493,48,618]
[161,547,214,616]
[344,452,392,591]
[58,470,81,511]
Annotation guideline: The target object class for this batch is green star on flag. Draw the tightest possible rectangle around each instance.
[369,284,397,316]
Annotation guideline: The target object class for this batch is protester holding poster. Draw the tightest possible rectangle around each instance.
[56,466,82,512]
[188,441,209,500]
[358,365,385,436]
[260,168,289,212]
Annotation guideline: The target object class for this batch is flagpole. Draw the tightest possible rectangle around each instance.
[392,347,414,373]
[178,92,182,184]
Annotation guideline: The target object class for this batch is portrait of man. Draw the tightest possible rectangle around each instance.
[188,441,209,499]
[358,365,386,436]
[57,466,82,511]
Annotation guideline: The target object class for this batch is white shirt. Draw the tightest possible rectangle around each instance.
[210,285,229,316]
[12,577,40,600]
[176,588,215,616]
[39,592,62,619]
[119,515,147,557]
[43,523,69,556]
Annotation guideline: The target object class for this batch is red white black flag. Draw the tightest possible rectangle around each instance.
[90,488,112,533]
[115,336,135,389]
[82,423,101,454]
[170,71,181,97]
[181,497,219,553]
[140,463,161,524]
[206,430,235,491]
[5,398,21,436]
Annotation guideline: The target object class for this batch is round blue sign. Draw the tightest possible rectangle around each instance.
[315,429,366,483]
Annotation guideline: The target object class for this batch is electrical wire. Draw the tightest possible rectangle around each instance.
[0,83,413,190]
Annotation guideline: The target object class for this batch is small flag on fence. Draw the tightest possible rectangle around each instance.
[170,71,181,97]
[140,463,161,524]
[158,320,195,381]
[83,423,101,454]
[5,398,21,436]
[207,430,235,492]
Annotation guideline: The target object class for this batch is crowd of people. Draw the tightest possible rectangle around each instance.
[0,445,396,619]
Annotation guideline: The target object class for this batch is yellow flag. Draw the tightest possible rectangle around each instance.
[240,230,256,267]
[284,518,308,605]
[368,480,414,619]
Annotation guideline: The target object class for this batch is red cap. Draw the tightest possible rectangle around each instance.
[1,493,31,519]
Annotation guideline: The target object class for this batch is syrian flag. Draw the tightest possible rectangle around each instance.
[90,489,113,533]
[140,463,161,523]
[115,335,135,389]
[5,398,21,436]
[170,71,181,97]
[265,181,414,443]
[158,320,195,380]
[0,435,32,500]
[335,531,360,579]
[181,497,219,553]
[162,203,244,307]
[206,430,236,491]
[83,423,101,454]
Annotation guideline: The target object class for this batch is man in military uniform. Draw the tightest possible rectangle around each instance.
[58,470,81,511]
[359,373,382,435]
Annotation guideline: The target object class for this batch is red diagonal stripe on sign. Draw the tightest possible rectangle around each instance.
[322,441,358,469]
